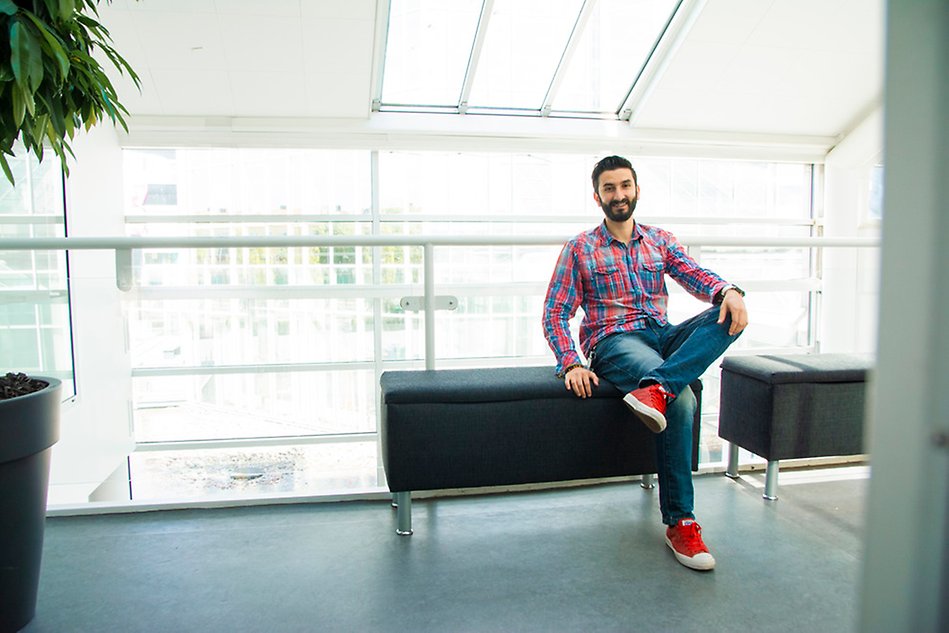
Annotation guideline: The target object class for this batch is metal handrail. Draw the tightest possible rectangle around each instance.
[0,235,878,249]
[0,234,881,369]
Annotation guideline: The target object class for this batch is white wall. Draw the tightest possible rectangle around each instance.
[820,107,883,353]
[859,2,949,630]
[48,124,133,504]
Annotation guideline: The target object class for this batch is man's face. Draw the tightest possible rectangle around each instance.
[594,168,639,222]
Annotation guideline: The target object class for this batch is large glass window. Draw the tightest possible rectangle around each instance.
[379,0,682,117]
[0,155,74,397]
[465,0,586,110]
[552,0,681,114]
[381,0,483,107]
[122,148,815,500]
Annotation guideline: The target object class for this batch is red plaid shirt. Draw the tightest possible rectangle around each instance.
[543,221,729,375]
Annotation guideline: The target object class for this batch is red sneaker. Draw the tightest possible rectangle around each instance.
[622,384,668,433]
[665,518,716,571]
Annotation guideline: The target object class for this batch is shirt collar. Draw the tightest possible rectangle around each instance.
[595,220,644,246]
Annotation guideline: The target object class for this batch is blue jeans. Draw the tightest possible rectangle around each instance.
[589,307,742,525]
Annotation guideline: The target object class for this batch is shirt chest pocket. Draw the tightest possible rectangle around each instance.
[590,266,627,301]
[638,256,665,294]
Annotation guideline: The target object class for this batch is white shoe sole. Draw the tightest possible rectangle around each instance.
[622,393,667,433]
[665,536,716,571]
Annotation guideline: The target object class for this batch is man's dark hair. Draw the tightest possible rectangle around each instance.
[592,155,637,192]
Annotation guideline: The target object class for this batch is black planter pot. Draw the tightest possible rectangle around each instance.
[0,377,61,633]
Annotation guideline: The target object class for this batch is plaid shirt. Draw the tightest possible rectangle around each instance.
[543,221,729,376]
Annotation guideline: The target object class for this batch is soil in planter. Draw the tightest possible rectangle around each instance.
[0,373,49,401]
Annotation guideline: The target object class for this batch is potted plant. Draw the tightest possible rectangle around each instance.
[0,0,139,185]
[0,373,62,633]
[1,1,137,630]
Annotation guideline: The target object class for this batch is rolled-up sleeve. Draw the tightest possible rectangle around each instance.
[663,234,728,302]
[543,242,584,376]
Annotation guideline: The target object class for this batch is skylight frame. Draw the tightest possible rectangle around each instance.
[374,0,696,120]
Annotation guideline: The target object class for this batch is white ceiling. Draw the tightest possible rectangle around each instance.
[634,0,884,137]
[100,0,377,118]
[97,0,885,146]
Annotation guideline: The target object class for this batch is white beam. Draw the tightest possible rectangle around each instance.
[620,0,707,122]
[541,0,598,116]
[458,0,495,114]
[369,0,392,112]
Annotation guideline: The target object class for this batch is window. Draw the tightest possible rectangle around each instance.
[379,0,682,118]
[0,155,75,397]
[122,148,815,499]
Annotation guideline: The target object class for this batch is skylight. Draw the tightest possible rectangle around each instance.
[377,0,682,119]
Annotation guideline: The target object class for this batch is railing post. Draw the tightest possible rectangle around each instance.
[115,248,133,291]
[424,242,435,370]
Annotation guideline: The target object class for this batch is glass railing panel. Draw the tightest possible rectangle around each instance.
[128,296,378,368]
[133,367,377,444]
[0,155,74,396]
[434,293,550,361]
[128,440,382,502]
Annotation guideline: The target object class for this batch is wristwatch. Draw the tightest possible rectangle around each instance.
[713,284,745,305]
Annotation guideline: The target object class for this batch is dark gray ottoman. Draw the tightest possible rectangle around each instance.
[381,366,703,534]
[718,353,873,499]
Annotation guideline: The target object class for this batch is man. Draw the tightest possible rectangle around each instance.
[542,155,748,571]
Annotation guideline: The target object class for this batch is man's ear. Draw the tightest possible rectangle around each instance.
[593,191,602,206]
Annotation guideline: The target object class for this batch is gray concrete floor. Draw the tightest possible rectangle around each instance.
[24,466,868,633]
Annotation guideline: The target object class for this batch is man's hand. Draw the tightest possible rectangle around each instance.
[564,366,599,398]
[717,289,748,336]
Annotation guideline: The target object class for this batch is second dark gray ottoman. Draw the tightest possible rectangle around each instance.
[718,353,873,499]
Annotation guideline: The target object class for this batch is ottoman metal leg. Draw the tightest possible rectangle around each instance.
[763,461,779,501]
[725,442,740,478]
[393,491,413,535]
[641,473,655,489]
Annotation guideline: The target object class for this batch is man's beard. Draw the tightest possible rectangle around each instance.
[600,197,637,222]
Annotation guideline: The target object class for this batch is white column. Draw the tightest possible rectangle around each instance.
[859,3,949,631]
[48,125,135,504]
[820,107,882,353]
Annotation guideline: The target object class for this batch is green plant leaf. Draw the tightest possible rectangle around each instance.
[35,91,66,137]
[11,82,26,126]
[22,11,71,78]
[57,0,76,22]
[97,42,141,89]
[0,151,13,186]
[1,0,139,185]
[10,20,44,93]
